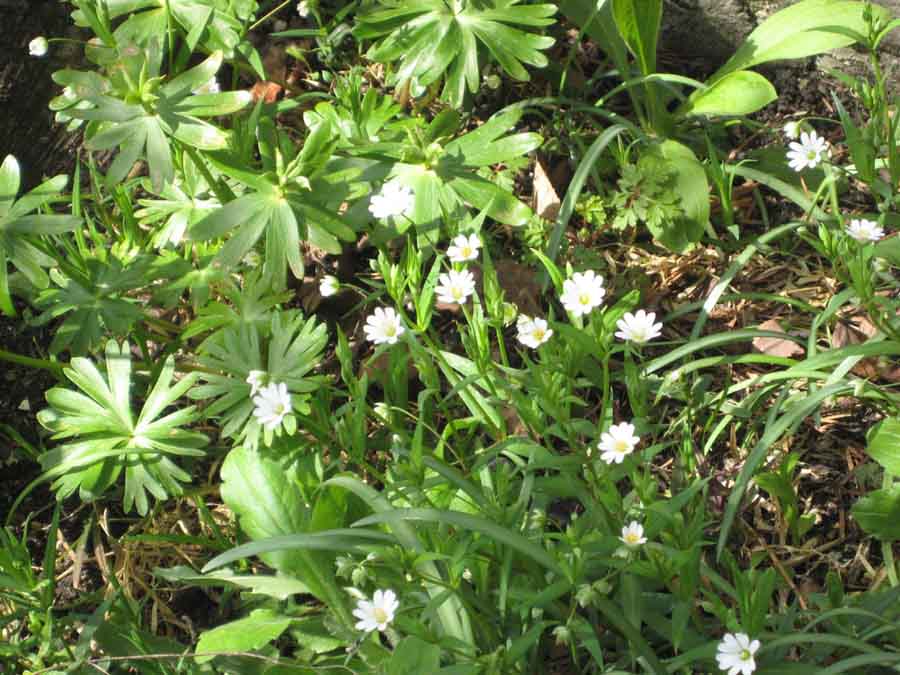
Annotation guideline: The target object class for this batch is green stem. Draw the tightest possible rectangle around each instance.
[248,0,291,32]
[0,348,64,376]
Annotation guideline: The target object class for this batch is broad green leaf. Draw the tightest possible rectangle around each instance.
[388,636,442,674]
[713,0,890,82]
[611,0,662,76]
[195,608,291,663]
[682,71,777,117]
[853,486,900,541]
[646,140,708,252]
[866,418,900,475]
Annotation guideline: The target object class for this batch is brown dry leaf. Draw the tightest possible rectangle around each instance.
[752,319,805,358]
[833,314,900,382]
[250,81,283,104]
[532,158,561,221]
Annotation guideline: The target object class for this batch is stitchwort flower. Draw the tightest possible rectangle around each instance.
[560,270,606,317]
[620,522,647,548]
[353,589,399,633]
[319,275,340,297]
[716,633,760,675]
[597,422,640,464]
[29,37,49,57]
[369,181,413,220]
[783,121,801,139]
[846,218,885,243]
[245,370,266,396]
[516,315,553,349]
[787,130,829,171]
[615,310,663,344]
[447,233,481,263]
[364,307,405,345]
[435,269,476,305]
[252,382,292,431]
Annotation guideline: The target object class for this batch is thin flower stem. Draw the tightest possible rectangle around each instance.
[0,348,64,376]
[249,0,292,32]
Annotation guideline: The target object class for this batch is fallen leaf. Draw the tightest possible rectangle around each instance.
[495,260,542,317]
[752,319,805,358]
[532,158,561,221]
[250,81,283,104]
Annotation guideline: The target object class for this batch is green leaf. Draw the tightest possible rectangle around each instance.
[611,0,662,76]
[388,636,442,675]
[0,155,21,218]
[713,0,889,82]
[681,71,777,117]
[853,486,900,542]
[156,565,310,600]
[645,140,709,252]
[866,418,900,475]
[195,608,291,663]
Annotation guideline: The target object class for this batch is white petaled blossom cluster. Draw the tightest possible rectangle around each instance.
[615,310,663,344]
[364,307,405,345]
[435,269,476,305]
[369,181,413,220]
[786,130,829,171]
[319,275,340,297]
[597,421,640,464]
[560,270,606,317]
[846,218,885,243]
[516,315,553,349]
[716,633,760,675]
[252,382,292,431]
[353,589,399,633]
[297,0,311,17]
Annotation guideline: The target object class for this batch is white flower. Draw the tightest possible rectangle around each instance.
[615,309,663,344]
[369,181,414,220]
[516,315,553,349]
[319,275,340,297]
[353,589,399,633]
[297,0,310,17]
[560,270,606,317]
[716,633,760,675]
[252,382,292,431]
[787,130,829,172]
[364,307,405,345]
[193,77,221,95]
[782,121,801,140]
[29,37,49,57]
[846,218,885,243]
[435,269,476,305]
[597,422,640,464]
[620,521,647,548]
[246,370,267,396]
[447,233,481,263]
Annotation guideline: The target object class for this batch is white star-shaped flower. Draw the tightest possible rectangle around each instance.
[369,181,414,220]
[246,370,267,396]
[615,310,663,344]
[620,521,647,548]
[353,589,399,633]
[516,315,553,349]
[786,130,829,172]
[435,269,476,305]
[447,233,482,263]
[597,422,640,464]
[297,0,311,17]
[716,633,760,675]
[846,218,885,243]
[252,382,292,431]
[560,270,606,317]
[364,307,405,345]
[782,121,801,139]
[319,275,340,297]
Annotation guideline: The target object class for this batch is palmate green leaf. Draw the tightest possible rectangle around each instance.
[355,0,556,107]
[190,309,328,450]
[37,340,207,515]
[0,156,80,315]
